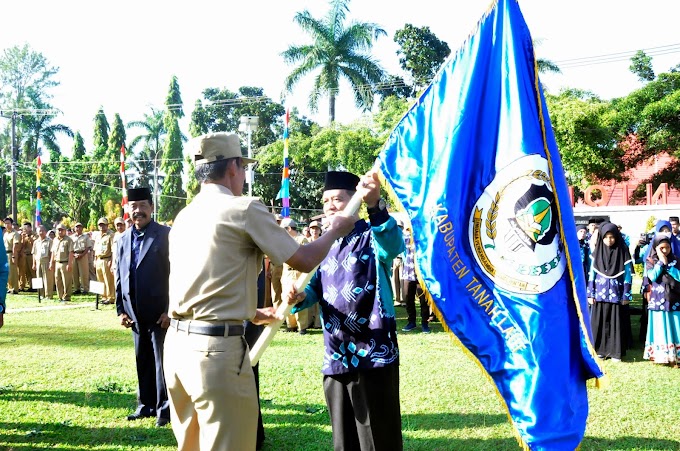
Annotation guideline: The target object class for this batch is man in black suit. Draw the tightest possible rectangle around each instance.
[115,187,171,427]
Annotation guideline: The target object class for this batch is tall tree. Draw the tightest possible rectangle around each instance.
[158,119,185,221]
[63,134,90,222]
[88,108,113,226]
[159,76,186,221]
[127,108,167,204]
[546,89,621,186]
[282,0,386,122]
[394,24,450,90]
[188,86,285,148]
[0,43,58,108]
[629,50,655,82]
[164,75,184,127]
[92,107,110,159]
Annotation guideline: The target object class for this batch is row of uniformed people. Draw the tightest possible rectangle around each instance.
[4,217,129,301]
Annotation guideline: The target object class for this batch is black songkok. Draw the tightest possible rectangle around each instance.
[128,187,152,202]
[324,171,360,192]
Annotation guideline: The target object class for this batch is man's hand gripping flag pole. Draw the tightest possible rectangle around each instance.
[248,173,368,367]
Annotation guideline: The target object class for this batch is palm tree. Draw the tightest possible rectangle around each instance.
[128,146,162,189]
[127,108,166,203]
[537,58,561,74]
[282,0,386,123]
[21,95,73,162]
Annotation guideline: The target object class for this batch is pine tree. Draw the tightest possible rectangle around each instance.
[158,118,185,221]
[158,76,186,221]
[88,108,112,226]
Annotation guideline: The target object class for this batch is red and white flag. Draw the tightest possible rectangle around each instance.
[120,144,129,219]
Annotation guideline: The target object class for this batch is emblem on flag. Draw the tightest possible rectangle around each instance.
[470,155,565,294]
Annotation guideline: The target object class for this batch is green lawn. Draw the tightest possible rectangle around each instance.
[1,289,679,451]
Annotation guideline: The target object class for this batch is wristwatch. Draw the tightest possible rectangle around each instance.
[366,198,386,215]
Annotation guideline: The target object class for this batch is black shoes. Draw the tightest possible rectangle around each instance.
[126,412,153,421]
[155,417,170,427]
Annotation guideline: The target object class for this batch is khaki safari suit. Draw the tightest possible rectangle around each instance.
[72,232,92,293]
[270,261,283,306]
[4,228,21,293]
[51,234,74,301]
[33,236,54,299]
[281,234,309,331]
[19,231,36,290]
[95,229,115,303]
[165,183,300,451]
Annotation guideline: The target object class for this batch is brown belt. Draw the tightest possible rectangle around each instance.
[96,256,111,260]
[169,319,244,337]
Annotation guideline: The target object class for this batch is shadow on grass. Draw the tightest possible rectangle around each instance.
[1,389,134,410]
[6,324,129,349]
[0,421,175,451]
[260,401,513,450]
[581,436,680,450]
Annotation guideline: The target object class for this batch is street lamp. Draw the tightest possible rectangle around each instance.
[239,115,259,196]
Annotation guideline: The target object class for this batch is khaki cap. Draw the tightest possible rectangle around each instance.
[280,218,297,228]
[56,223,66,230]
[114,217,124,225]
[191,132,256,165]
[309,220,321,229]
[74,222,83,227]
[97,217,109,225]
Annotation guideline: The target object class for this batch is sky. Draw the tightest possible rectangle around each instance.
[1,0,679,157]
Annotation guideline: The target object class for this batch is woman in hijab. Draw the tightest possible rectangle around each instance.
[639,220,680,342]
[587,222,633,361]
[643,232,680,366]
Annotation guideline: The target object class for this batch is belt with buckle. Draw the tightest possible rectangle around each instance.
[97,256,111,260]
[169,319,244,337]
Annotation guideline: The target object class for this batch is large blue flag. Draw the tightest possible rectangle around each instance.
[379,0,605,449]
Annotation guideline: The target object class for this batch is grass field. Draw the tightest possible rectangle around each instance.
[1,289,679,451]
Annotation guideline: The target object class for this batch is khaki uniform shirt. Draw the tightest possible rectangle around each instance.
[169,183,300,322]
[33,237,52,263]
[52,236,73,263]
[21,232,36,256]
[94,230,114,258]
[72,233,91,256]
[282,234,309,284]
[4,230,21,260]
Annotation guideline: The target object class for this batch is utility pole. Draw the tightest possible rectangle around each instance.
[10,111,17,222]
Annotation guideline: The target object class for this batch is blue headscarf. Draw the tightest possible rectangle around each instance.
[644,220,680,260]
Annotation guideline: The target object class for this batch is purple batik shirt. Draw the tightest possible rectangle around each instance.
[293,212,405,375]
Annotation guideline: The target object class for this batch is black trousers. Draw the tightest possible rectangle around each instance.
[132,322,170,419]
[403,280,429,325]
[245,320,265,450]
[323,365,403,451]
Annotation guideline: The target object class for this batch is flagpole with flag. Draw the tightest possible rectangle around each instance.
[120,144,129,219]
[276,109,291,218]
[35,152,42,226]
[378,0,605,449]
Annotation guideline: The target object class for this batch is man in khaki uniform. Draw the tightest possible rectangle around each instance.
[18,222,37,291]
[164,132,354,451]
[71,222,92,294]
[280,218,310,334]
[307,220,323,329]
[3,218,21,294]
[94,217,115,304]
[50,223,74,301]
[32,225,54,299]
[268,214,284,307]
